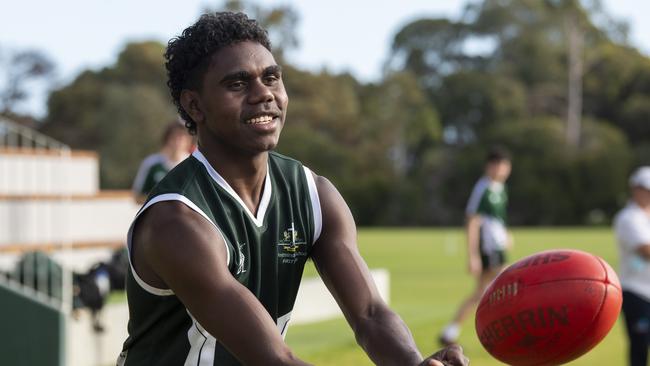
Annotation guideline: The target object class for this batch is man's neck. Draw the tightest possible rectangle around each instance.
[198,143,269,215]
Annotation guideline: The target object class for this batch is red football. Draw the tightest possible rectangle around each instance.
[475,249,622,366]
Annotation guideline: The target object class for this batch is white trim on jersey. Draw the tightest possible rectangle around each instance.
[303,166,322,244]
[192,149,271,228]
[182,310,291,365]
[185,311,217,366]
[126,193,232,296]
[465,176,490,216]
[277,311,292,339]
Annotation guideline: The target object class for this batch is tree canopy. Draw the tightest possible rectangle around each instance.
[33,0,650,225]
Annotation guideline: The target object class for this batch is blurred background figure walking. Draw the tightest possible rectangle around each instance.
[439,147,513,346]
[614,166,650,366]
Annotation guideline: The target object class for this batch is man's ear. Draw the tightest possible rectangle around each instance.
[180,89,204,125]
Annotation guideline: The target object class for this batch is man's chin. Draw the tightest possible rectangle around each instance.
[259,142,279,153]
[245,139,279,156]
[258,134,281,151]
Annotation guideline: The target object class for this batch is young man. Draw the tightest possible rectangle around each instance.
[439,147,512,346]
[131,120,194,203]
[614,166,650,366]
[118,12,468,366]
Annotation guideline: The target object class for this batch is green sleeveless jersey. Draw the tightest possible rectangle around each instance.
[118,150,322,366]
[466,176,508,252]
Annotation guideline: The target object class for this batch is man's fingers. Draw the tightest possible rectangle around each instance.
[445,344,465,361]
[420,358,445,366]
[443,355,470,366]
[432,344,469,366]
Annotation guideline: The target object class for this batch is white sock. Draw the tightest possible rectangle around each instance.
[442,323,460,341]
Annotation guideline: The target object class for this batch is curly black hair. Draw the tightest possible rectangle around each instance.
[164,12,271,134]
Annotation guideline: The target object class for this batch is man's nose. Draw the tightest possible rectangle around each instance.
[248,79,274,104]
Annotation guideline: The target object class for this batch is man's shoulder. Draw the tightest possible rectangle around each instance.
[141,199,193,223]
[269,151,310,175]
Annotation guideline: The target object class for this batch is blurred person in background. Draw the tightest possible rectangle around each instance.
[614,166,650,366]
[131,119,194,203]
[439,146,513,346]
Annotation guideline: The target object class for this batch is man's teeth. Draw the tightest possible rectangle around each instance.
[246,115,274,124]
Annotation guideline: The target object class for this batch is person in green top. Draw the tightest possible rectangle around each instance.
[131,120,194,203]
[118,11,468,366]
[439,147,513,346]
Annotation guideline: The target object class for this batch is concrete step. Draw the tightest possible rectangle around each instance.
[0,147,99,196]
[0,191,138,248]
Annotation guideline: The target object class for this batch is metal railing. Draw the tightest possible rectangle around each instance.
[0,116,70,151]
[0,116,73,313]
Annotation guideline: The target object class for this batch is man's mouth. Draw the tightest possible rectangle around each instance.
[244,114,276,125]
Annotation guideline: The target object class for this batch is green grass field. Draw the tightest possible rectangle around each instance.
[285,227,626,365]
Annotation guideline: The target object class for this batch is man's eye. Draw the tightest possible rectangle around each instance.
[229,81,246,90]
[263,75,280,85]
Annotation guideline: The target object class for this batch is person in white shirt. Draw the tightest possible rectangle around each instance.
[614,166,650,366]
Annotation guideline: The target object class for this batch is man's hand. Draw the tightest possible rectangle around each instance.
[419,344,469,366]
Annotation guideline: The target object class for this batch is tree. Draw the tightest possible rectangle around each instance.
[388,0,622,146]
[42,41,176,188]
[384,0,648,224]
[434,71,526,144]
[108,41,170,95]
[208,0,300,62]
[0,48,55,115]
[583,42,650,165]
[278,67,442,225]
[355,72,442,224]
[482,117,632,225]
[36,0,649,225]
[564,5,585,146]
[388,18,471,88]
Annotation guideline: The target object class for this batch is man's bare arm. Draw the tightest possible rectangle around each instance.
[132,201,310,366]
[310,175,467,366]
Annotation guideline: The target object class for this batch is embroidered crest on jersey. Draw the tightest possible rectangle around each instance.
[236,242,247,274]
[277,222,307,264]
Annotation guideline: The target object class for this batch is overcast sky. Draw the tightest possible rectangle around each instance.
[2,0,649,116]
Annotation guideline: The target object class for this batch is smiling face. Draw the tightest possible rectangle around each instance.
[181,41,288,156]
